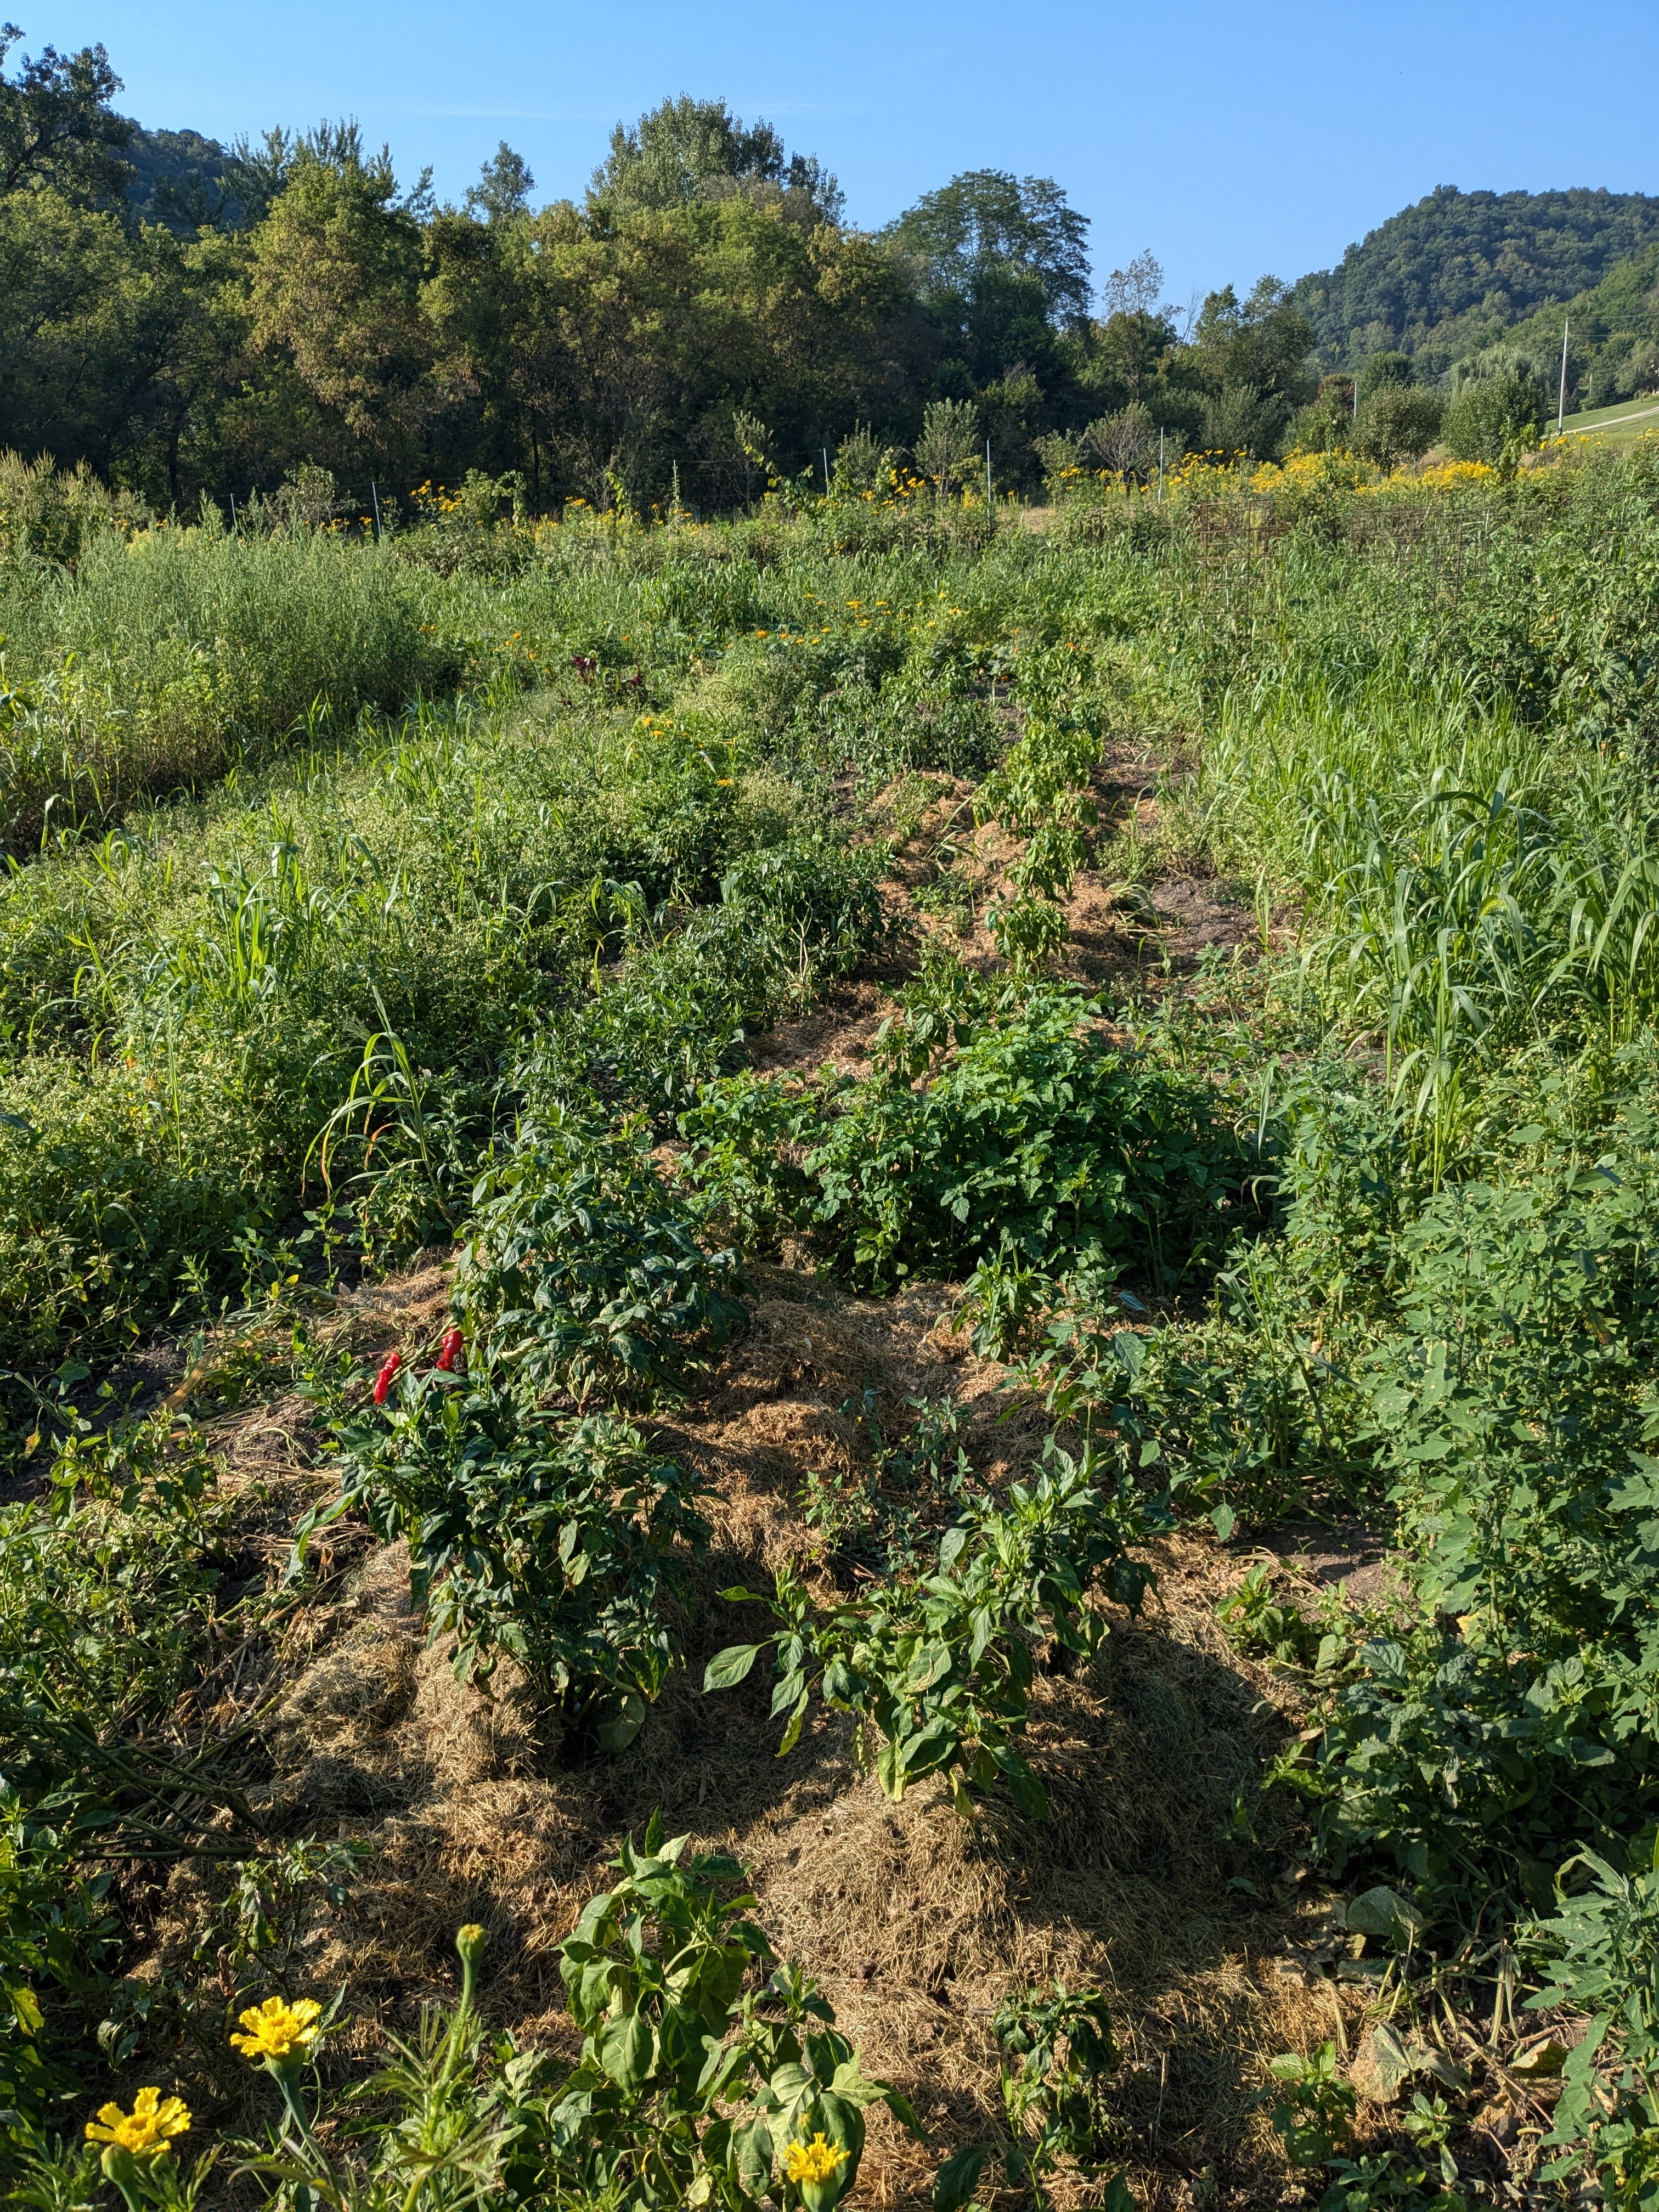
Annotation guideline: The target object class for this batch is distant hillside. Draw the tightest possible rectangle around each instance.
[1290,185,1659,375]
[1464,239,1659,413]
[121,125,242,232]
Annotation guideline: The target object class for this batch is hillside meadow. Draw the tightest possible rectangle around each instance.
[7,437,1659,2212]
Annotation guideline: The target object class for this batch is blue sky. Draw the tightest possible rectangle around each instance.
[41,0,1659,303]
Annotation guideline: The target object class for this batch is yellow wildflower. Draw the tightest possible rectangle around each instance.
[230,1994,323,2062]
[784,2133,849,2185]
[86,2089,191,2154]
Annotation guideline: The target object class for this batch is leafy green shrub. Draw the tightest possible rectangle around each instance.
[1440,374,1543,465]
[456,1111,747,1407]
[992,1983,1129,2204]
[681,985,1248,1296]
[718,834,889,985]
[1526,1843,1659,2204]
[707,1437,1156,1817]
[1283,1121,1659,1898]
[549,1818,917,2210]
[307,1385,707,1743]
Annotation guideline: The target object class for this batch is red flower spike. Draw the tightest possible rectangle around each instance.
[436,1328,464,1373]
[373,1351,402,1404]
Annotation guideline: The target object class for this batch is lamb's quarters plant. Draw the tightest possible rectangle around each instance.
[1523,1841,1659,2203]
[992,1983,1131,2204]
[706,1436,1159,1817]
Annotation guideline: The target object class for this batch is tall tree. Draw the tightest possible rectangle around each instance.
[247,127,433,472]
[887,171,1091,330]
[588,96,842,227]
[0,22,131,204]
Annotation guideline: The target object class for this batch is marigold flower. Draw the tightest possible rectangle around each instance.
[86,2088,190,2154]
[230,1995,323,2063]
[373,1352,402,1404]
[436,1327,464,1372]
[784,2133,849,2185]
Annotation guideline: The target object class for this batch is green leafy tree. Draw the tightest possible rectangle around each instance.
[1355,348,1414,404]
[1190,277,1316,453]
[1355,381,1443,471]
[890,170,1091,327]
[589,94,842,226]
[248,126,433,471]
[465,140,534,225]
[914,396,980,494]
[0,22,131,204]
[1441,369,1544,462]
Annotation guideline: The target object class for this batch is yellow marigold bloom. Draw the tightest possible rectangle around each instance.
[784,2132,849,2185]
[86,2088,191,2153]
[230,1994,323,2062]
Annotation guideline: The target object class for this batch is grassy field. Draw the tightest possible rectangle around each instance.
[1552,394,1659,444]
[9,441,1659,2212]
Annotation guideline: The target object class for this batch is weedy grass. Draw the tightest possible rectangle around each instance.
[10,440,1659,2210]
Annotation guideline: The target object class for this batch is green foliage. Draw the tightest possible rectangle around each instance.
[681,984,1248,1296]
[311,1385,708,1736]
[706,1436,1156,1818]
[1288,184,1659,371]
[0,1412,270,2127]
[1215,1561,1323,1667]
[12,1847,932,2212]
[1355,385,1443,473]
[1525,1843,1659,2200]
[456,1112,747,1407]
[0,524,459,848]
[548,1816,916,2211]
[1266,2041,1357,2168]
[1283,1120,1659,1897]
[1440,374,1543,464]
[299,1114,738,1733]
[992,1983,1124,2198]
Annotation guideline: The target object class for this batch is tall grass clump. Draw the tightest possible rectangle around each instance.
[0,520,460,850]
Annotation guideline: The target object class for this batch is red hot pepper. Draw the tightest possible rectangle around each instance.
[436,1328,464,1373]
[373,1351,402,1404]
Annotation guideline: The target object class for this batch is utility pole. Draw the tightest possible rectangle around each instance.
[370,480,382,540]
[822,447,831,496]
[1558,317,1571,435]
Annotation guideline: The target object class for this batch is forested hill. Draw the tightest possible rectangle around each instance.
[1291,184,1659,374]
[1476,238,1659,412]
[121,125,240,231]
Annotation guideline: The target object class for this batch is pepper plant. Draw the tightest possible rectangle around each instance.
[706,1438,1157,1817]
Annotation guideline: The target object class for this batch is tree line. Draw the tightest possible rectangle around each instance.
[0,28,1550,513]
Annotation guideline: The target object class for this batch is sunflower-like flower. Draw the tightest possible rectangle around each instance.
[230,1994,323,2063]
[85,2087,191,2154]
[783,2132,849,2186]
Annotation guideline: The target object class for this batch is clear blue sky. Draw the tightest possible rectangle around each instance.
[39,0,1659,303]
